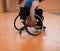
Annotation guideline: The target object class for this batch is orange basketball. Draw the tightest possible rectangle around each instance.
[27,17,36,27]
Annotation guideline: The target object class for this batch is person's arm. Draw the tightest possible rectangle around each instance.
[30,1,38,20]
[27,1,38,26]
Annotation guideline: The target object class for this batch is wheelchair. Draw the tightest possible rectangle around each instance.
[14,7,46,36]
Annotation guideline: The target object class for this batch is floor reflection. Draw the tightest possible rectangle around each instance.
[18,32,46,51]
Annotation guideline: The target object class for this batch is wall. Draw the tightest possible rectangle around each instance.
[0,0,4,13]
[0,0,7,13]
[9,0,16,12]
[39,0,60,11]
[9,0,25,12]
[6,0,10,11]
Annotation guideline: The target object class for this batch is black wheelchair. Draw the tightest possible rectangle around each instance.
[14,7,46,36]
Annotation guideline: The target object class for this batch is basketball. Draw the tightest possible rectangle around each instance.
[27,17,36,27]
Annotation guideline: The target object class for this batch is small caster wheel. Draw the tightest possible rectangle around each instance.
[43,26,46,31]
[19,27,25,35]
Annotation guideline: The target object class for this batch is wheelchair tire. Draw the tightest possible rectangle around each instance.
[25,14,43,36]
[14,14,21,31]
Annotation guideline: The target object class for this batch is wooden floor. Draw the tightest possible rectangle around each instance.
[0,12,60,51]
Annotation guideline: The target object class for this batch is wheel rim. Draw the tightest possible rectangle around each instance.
[25,14,43,36]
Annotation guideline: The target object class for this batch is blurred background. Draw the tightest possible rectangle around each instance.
[0,0,60,13]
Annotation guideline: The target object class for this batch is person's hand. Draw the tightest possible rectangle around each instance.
[27,17,37,27]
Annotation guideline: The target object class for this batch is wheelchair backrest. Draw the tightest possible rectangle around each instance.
[20,7,30,16]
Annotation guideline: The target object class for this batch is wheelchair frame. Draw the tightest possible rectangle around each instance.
[14,7,45,36]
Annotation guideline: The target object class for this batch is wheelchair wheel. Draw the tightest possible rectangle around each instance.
[25,14,43,36]
[14,14,24,31]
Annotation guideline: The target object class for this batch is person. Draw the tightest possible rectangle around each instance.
[18,0,44,27]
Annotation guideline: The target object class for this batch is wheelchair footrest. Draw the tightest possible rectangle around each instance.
[34,25,46,30]
[34,26,41,29]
